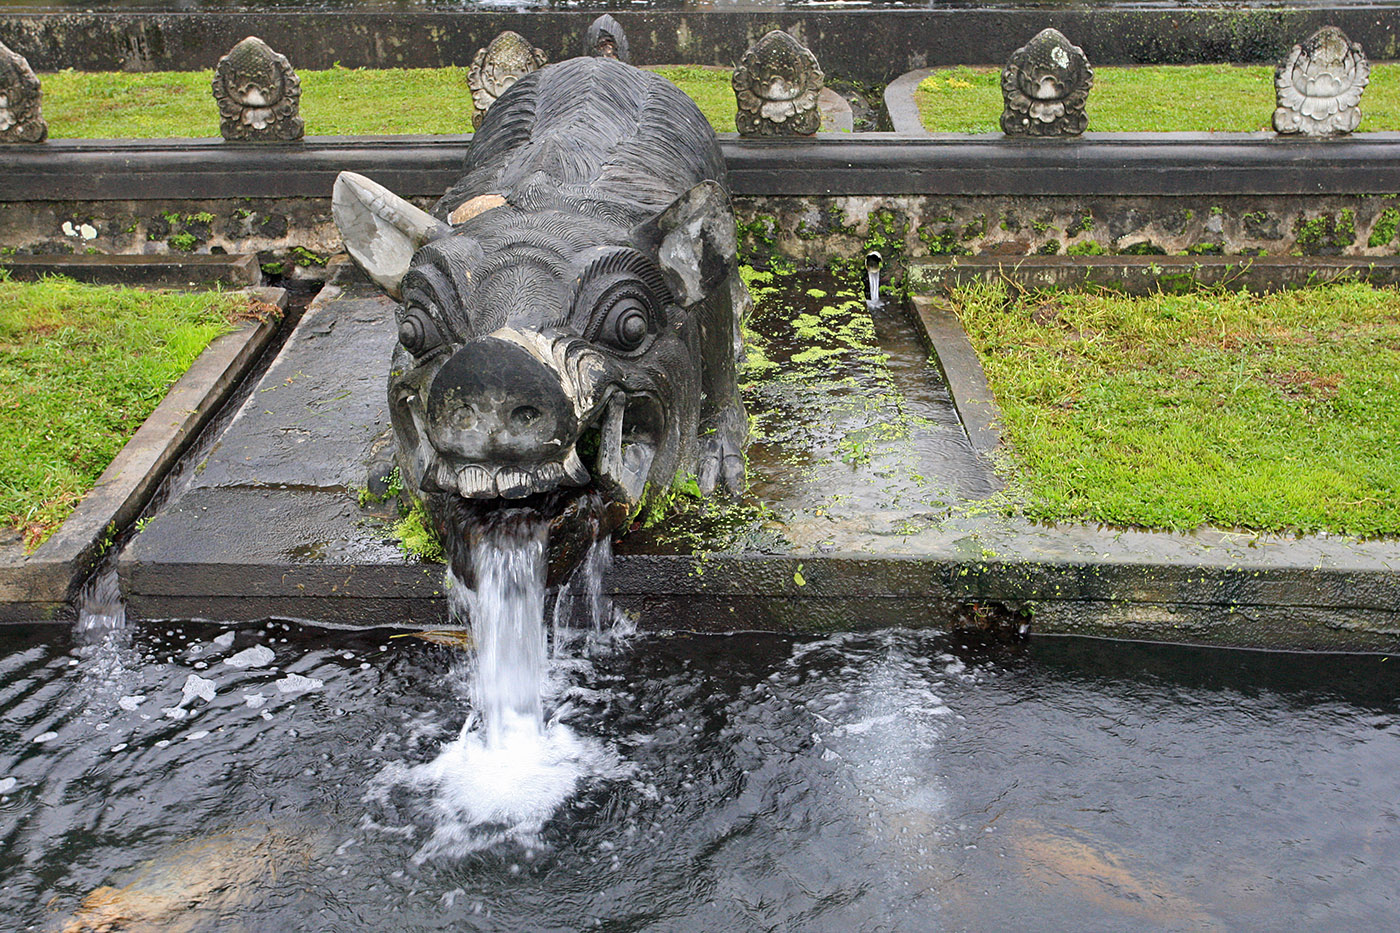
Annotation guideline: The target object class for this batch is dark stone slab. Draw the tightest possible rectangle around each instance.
[908,255,1400,295]
[8,135,1400,204]
[0,288,283,621]
[908,296,1001,455]
[0,252,259,287]
[4,9,1400,81]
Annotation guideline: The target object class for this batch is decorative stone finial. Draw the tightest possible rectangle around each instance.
[1000,28,1093,137]
[587,15,630,63]
[732,30,824,138]
[0,41,47,144]
[1273,26,1369,136]
[469,31,547,130]
[212,37,304,142]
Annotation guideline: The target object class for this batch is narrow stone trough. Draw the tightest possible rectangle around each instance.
[113,262,1400,650]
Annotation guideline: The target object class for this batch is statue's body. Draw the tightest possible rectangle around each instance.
[335,57,749,570]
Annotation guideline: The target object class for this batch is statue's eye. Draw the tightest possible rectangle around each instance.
[398,306,445,358]
[596,294,653,354]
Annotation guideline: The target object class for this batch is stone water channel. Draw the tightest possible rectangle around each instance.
[2,266,1399,929]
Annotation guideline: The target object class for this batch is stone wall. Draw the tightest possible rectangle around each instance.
[3,193,1397,279]
[734,194,1400,275]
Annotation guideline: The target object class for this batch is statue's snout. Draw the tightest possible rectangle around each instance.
[425,336,578,467]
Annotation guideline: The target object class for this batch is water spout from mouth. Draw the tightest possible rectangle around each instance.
[865,250,884,310]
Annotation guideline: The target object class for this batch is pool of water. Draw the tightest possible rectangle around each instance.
[2,616,1397,930]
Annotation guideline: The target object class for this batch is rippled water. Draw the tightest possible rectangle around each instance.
[1,619,1398,930]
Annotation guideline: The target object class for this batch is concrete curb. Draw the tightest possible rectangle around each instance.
[908,296,1001,455]
[0,254,260,288]
[884,68,933,136]
[0,287,285,621]
[908,255,1400,295]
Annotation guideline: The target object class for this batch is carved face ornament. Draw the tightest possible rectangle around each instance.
[733,31,824,135]
[1274,27,1369,134]
[1001,28,1092,136]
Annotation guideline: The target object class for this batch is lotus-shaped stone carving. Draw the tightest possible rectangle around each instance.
[732,30,824,137]
[469,32,547,129]
[0,41,47,143]
[1274,26,1369,136]
[1000,28,1093,137]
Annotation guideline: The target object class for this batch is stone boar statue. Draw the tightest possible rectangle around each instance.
[333,56,749,553]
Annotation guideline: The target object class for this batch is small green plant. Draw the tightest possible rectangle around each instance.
[392,500,444,562]
[1369,207,1400,247]
[1066,240,1107,256]
[167,232,198,252]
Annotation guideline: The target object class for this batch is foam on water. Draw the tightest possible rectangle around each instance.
[376,510,629,859]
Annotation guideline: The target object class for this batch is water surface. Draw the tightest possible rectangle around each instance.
[1,618,1396,930]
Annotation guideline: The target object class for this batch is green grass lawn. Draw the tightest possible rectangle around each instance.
[38,64,736,138]
[0,275,264,550]
[917,64,1400,133]
[953,281,1400,536]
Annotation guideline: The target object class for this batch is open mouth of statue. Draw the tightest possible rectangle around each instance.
[425,391,664,506]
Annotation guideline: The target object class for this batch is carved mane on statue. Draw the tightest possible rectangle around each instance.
[334,57,749,576]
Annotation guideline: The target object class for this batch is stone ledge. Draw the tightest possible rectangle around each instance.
[0,253,260,287]
[908,255,1400,295]
[6,134,1400,202]
[907,296,1002,455]
[0,288,285,621]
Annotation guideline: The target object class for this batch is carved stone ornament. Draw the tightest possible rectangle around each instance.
[333,56,749,581]
[0,41,47,144]
[732,30,824,138]
[468,32,547,130]
[586,14,630,63]
[1000,28,1093,137]
[1273,26,1370,136]
[212,36,304,142]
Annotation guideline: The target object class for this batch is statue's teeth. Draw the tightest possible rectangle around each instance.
[562,448,590,485]
[457,465,496,498]
[496,467,534,499]
[434,461,459,493]
[535,460,564,486]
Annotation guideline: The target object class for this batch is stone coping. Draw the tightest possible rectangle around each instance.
[0,253,260,288]
[908,255,1400,296]
[112,276,1400,651]
[3,8,1399,82]
[6,133,1400,202]
[0,287,284,622]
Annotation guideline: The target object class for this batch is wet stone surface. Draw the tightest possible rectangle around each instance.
[3,620,1400,930]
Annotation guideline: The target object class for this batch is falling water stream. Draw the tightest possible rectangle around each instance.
[378,509,629,859]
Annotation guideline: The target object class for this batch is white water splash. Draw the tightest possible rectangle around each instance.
[377,513,629,859]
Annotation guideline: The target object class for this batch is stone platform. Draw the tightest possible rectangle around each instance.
[116,270,1400,650]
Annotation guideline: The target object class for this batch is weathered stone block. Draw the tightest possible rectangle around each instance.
[1001,28,1092,137]
[213,36,304,142]
[0,40,46,143]
[733,30,824,138]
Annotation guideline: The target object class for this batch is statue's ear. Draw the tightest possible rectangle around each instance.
[636,180,737,307]
[333,172,451,298]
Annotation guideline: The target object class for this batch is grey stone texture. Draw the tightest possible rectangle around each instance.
[1274,26,1370,136]
[468,31,547,130]
[1001,28,1092,137]
[0,40,46,143]
[213,36,304,142]
[733,30,824,138]
[586,14,629,63]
